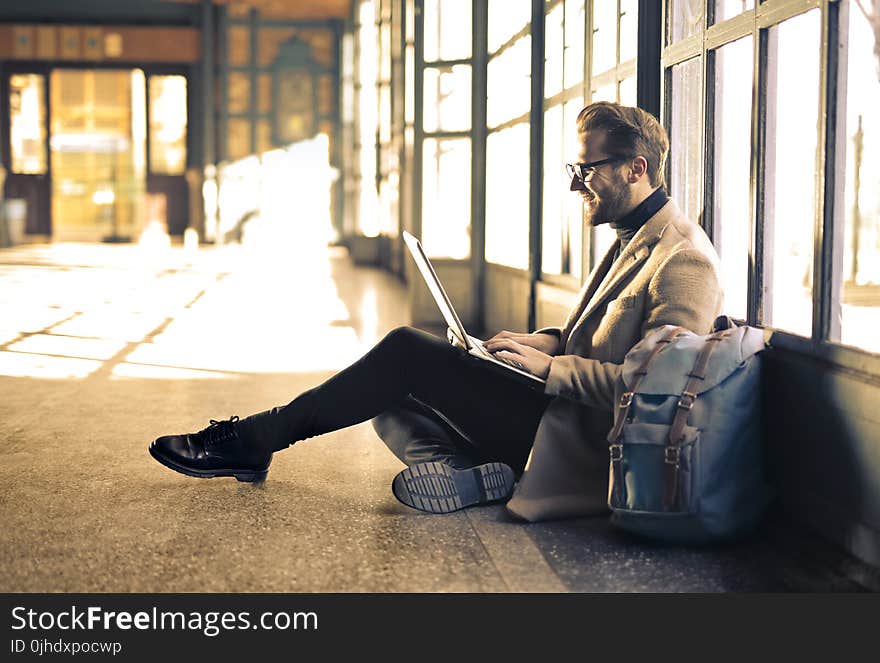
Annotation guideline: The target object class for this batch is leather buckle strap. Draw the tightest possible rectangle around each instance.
[663,329,733,509]
[609,443,623,462]
[607,327,687,445]
[676,391,697,412]
[606,391,636,445]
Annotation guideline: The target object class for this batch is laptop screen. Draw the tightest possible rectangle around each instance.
[402,231,472,349]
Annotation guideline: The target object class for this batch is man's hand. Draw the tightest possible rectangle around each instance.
[483,335,554,379]
[485,330,560,356]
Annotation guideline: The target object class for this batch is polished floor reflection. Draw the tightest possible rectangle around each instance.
[0,241,866,592]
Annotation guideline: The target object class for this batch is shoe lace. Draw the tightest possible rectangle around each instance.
[197,415,240,450]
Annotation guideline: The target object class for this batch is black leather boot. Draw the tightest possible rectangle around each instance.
[149,416,271,482]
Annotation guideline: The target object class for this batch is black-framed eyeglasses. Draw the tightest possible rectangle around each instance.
[565,157,632,183]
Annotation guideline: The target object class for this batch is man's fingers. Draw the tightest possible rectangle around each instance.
[498,351,526,370]
[488,333,551,352]
[487,330,520,342]
[484,338,524,353]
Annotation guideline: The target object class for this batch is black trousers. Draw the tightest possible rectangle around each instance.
[237,326,553,474]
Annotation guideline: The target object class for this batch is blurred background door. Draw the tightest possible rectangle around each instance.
[146,73,188,237]
[49,68,146,242]
[4,69,51,238]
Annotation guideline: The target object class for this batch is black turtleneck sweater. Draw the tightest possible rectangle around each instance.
[610,186,669,258]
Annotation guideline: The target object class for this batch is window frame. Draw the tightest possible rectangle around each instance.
[483,0,534,270]
[589,0,639,104]
[377,0,404,240]
[418,0,474,259]
[585,0,642,272]
[540,0,587,287]
[661,0,880,373]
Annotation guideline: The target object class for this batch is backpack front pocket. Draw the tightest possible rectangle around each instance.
[608,421,700,515]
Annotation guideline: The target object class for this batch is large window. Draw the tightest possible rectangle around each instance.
[668,57,702,227]
[838,1,880,353]
[421,0,472,258]
[764,10,821,337]
[590,0,638,104]
[358,0,380,236]
[590,0,639,264]
[401,0,417,240]
[341,32,358,236]
[377,0,399,237]
[662,0,880,357]
[486,122,531,268]
[712,36,752,322]
[485,0,532,269]
[542,0,586,278]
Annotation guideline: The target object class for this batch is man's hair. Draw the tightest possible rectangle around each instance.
[576,102,669,188]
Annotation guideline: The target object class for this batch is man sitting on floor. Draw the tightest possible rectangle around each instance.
[149,101,723,521]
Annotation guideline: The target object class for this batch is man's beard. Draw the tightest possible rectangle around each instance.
[582,174,632,226]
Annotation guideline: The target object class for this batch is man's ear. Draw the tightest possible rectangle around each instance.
[627,156,648,184]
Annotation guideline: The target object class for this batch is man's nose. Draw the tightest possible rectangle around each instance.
[570,174,585,192]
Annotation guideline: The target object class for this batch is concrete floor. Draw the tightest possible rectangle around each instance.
[0,239,869,592]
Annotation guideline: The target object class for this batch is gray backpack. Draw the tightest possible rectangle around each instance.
[606,316,771,542]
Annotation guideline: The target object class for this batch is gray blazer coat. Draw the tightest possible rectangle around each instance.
[506,198,724,521]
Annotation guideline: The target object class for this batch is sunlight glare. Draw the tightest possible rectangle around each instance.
[0,351,101,379]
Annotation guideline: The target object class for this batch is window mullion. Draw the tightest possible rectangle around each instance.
[529,0,545,329]
[815,0,843,342]
[750,23,767,327]
[702,48,716,243]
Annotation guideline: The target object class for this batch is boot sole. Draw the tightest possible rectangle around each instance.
[149,443,268,483]
[391,461,515,514]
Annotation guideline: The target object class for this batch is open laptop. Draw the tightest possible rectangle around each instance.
[402,230,546,388]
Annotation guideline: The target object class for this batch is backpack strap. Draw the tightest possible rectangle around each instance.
[663,328,736,509]
[607,326,687,505]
